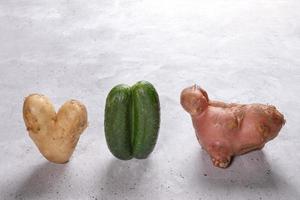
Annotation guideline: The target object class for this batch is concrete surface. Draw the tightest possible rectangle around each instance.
[0,0,300,199]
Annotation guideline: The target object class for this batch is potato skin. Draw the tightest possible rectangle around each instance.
[181,85,285,168]
[23,94,88,164]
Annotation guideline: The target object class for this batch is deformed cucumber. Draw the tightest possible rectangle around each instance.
[104,81,160,160]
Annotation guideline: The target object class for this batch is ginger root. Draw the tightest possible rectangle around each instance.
[181,85,285,168]
[23,94,88,164]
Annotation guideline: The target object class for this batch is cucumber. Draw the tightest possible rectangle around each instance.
[131,81,160,158]
[104,84,132,160]
[104,81,160,160]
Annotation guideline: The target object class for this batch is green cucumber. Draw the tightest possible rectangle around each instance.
[131,81,160,158]
[104,84,132,160]
[104,81,160,160]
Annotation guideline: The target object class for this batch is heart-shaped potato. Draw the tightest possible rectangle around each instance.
[23,94,88,164]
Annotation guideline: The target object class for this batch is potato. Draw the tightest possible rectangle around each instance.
[181,85,285,168]
[23,94,88,164]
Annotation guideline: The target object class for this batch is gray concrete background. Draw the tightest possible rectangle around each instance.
[0,0,300,199]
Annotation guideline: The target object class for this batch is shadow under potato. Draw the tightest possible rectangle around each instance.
[14,162,67,200]
[194,149,300,198]
[198,149,272,185]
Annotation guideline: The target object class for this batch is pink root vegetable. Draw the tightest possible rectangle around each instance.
[181,85,285,168]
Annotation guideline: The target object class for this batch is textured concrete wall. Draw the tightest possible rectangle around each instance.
[0,0,299,199]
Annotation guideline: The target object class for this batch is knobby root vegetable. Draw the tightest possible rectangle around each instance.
[23,94,88,164]
[181,85,285,168]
